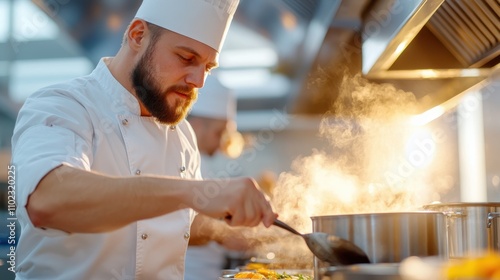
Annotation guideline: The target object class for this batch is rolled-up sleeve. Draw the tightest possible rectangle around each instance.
[11,88,94,230]
[13,125,91,208]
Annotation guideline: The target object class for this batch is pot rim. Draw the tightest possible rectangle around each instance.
[423,202,500,209]
[310,210,444,220]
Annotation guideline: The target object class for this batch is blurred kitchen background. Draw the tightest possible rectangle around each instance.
[0,0,499,277]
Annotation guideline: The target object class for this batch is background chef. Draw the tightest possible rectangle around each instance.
[185,75,251,279]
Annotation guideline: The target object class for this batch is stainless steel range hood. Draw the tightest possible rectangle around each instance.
[362,0,499,78]
[361,0,499,111]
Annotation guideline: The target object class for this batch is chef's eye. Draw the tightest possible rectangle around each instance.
[179,55,194,63]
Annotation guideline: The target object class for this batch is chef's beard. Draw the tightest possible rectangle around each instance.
[131,42,197,125]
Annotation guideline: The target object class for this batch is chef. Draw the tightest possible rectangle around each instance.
[10,0,277,279]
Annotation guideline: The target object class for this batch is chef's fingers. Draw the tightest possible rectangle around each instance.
[246,195,263,227]
[224,177,276,227]
[242,194,258,226]
[247,182,274,227]
[249,179,276,227]
[227,201,245,226]
[227,192,263,227]
[260,195,277,228]
[245,183,275,228]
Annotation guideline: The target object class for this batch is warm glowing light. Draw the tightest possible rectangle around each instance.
[460,68,482,77]
[420,69,438,78]
[395,40,409,55]
[266,252,276,260]
[269,75,455,239]
[221,131,244,159]
[404,128,436,169]
[107,14,122,32]
[458,92,486,202]
[409,106,445,126]
[281,11,297,30]
[310,167,358,206]
[368,183,376,194]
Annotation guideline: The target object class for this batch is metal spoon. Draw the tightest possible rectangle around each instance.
[273,219,371,266]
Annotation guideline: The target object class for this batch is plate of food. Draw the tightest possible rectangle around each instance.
[220,268,313,280]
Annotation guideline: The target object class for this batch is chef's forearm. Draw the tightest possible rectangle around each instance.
[27,165,193,233]
[188,214,217,245]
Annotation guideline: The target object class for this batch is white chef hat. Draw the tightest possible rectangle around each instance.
[190,76,236,121]
[134,0,239,52]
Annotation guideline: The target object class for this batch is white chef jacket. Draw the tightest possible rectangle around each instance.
[11,57,201,280]
[185,154,227,280]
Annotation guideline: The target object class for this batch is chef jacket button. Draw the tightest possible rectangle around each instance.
[122,119,129,126]
[141,233,148,240]
[135,169,141,175]
[180,166,186,172]
[183,232,190,240]
[170,125,176,130]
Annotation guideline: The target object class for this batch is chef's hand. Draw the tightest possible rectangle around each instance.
[190,177,277,228]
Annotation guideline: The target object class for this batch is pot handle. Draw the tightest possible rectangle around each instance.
[487,212,500,228]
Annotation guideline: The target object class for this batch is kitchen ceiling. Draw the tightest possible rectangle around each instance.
[32,0,499,117]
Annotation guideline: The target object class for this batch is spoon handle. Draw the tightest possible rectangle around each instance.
[273,219,303,236]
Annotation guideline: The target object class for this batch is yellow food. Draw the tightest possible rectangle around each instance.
[445,252,500,279]
[233,268,312,280]
[234,271,266,279]
[244,263,269,270]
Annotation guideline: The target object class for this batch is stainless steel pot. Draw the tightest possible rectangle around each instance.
[423,202,500,258]
[311,212,447,279]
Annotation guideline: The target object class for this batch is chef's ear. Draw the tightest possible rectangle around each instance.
[126,19,147,51]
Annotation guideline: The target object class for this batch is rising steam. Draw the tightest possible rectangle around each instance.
[272,74,453,233]
[251,74,454,267]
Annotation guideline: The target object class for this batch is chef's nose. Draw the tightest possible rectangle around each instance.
[185,66,207,89]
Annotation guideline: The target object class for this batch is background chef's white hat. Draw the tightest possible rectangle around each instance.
[134,0,239,52]
[190,76,236,121]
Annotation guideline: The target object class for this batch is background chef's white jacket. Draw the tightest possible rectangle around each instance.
[185,154,227,280]
[11,58,202,280]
